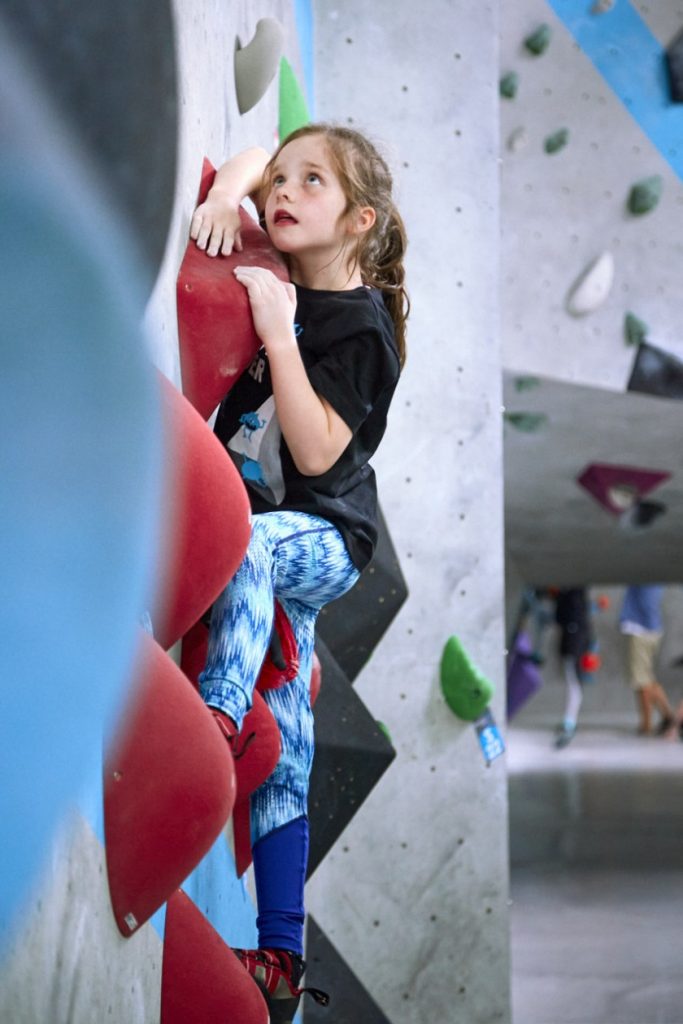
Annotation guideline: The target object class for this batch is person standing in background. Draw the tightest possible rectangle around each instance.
[619,585,674,735]
[554,588,593,749]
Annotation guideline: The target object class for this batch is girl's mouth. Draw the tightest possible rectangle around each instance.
[274,209,298,225]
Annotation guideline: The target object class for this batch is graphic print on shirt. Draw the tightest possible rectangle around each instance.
[226,394,286,504]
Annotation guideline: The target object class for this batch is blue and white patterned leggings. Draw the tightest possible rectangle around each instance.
[199,511,359,846]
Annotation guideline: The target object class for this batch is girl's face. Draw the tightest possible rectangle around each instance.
[264,135,352,261]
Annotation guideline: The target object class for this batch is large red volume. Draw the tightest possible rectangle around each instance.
[177,158,289,420]
[161,889,268,1024]
[154,373,252,651]
[104,630,236,936]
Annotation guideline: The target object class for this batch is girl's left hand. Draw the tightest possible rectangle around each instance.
[233,267,298,352]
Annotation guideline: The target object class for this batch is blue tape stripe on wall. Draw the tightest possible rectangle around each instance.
[295,0,315,115]
[545,0,683,180]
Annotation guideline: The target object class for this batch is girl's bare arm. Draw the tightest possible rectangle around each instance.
[190,146,270,257]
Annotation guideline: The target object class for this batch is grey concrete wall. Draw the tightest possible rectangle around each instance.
[500,1,683,392]
[307,3,510,1022]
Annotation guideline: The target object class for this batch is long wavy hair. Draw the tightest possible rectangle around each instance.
[264,123,409,367]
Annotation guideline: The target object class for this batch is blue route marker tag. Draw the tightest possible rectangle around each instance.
[474,708,505,766]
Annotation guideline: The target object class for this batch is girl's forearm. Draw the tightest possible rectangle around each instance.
[209,147,271,209]
[267,342,352,477]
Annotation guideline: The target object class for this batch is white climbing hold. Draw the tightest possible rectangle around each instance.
[234,18,285,115]
[507,126,528,152]
[566,251,615,316]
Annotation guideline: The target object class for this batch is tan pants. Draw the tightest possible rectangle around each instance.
[625,632,662,690]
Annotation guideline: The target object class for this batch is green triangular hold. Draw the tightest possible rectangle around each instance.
[376,720,393,744]
[627,175,663,215]
[440,636,494,722]
[514,376,541,392]
[503,411,548,433]
[524,24,551,55]
[624,311,648,346]
[500,72,519,99]
[544,128,569,154]
[278,57,310,142]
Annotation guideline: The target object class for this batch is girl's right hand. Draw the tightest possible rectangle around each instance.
[190,194,243,257]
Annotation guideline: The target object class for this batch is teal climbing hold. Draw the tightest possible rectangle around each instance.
[514,376,541,392]
[278,57,310,142]
[524,24,552,56]
[627,175,663,215]
[544,128,569,154]
[440,636,494,722]
[500,72,519,99]
[503,411,548,433]
[624,311,648,346]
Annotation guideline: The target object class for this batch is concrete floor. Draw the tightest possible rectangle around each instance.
[508,725,683,1024]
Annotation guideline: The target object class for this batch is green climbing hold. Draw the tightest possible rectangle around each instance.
[376,720,393,744]
[278,57,310,142]
[627,175,663,215]
[524,24,552,56]
[544,128,569,154]
[624,312,648,346]
[500,72,519,99]
[514,376,541,392]
[503,412,548,433]
[440,636,494,722]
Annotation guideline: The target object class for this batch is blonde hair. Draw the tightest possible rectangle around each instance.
[265,123,409,367]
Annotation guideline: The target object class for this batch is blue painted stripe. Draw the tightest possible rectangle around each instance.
[545,0,683,179]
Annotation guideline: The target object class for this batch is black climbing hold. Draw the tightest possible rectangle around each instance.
[316,505,407,683]
[627,340,683,399]
[304,917,394,1023]
[665,28,683,103]
[307,640,395,878]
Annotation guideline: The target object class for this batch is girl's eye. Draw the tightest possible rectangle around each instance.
[272,175,285,186]
[306,173,321,185]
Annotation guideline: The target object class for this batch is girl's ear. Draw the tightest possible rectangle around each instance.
[348,205,376,236]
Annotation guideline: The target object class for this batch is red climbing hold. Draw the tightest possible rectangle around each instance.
[310,650,322,707]
[154,373,252,651]
[255,600,300,691]
[177,158,289,421]
[161,888,268,1024]
[104,630,236,936]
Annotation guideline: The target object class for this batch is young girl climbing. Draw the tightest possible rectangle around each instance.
[190,123,408,1022]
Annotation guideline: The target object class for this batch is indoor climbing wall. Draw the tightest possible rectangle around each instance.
[500,1,683,394]
[310,2,510,1023]
[501,0,683,596]
[1,2,510,1023]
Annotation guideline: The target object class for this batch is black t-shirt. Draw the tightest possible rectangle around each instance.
[213,283,400,570]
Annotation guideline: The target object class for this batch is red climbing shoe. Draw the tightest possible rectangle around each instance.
[232,947,329,1024]
[209,708,256,760]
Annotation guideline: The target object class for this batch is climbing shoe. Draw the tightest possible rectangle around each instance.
[232,947,329,1023]
[209,708,256,760]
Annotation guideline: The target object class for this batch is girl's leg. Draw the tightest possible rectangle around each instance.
[252,816,308,955]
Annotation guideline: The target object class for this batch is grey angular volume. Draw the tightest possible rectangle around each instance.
[235,18,285,114]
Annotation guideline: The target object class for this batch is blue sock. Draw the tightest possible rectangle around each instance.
[252,815,309,955]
